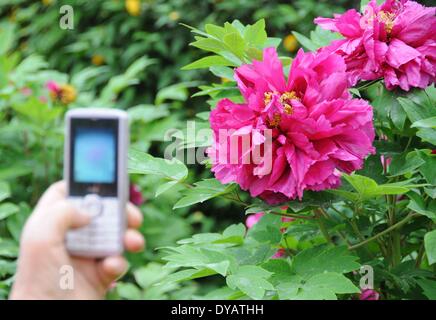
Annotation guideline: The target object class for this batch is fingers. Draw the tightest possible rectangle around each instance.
[124,229,145,252]
[127,202,142,229]
[48,201,92,237]
[97,256,128,287]
[35,181,67,210]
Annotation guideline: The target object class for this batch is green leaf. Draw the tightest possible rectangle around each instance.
[412,117,436,129]
[0,203,19,220]
[162,246,232,276]
[155,82,200,104]
[0,181,10,202]
[127,104,169,123]
[13,97,62,124]
[205,24,226,39]
[342,173,410,200]
[155,180,178,197]
[292,246,360,279]
[292,31,317,51]
[182,55,235,70]
[191,38,226,54]
[209,66,235,80]
[417,278,436,299]
[226,266,273,300]
[99,56,154,103]
[0,165,32,181]
[389,96,407,130]
[424,230,436,265]
[0,239,18,258]
[116,283,142,300]
[173,179,235,209]
[389,152,425,177]
[223,32,246,58]
[277,272,359,300]
[417,150,436,185]
[243,19,267,47]
[213,223,246,245]
[158,268,217,285]
[0,22,15,55]
[128,149,188,182]
[407,192,436,220]
[133,263,172,288]
[416,128,436,145]
[398,97,436,124]
[407,198,436,221]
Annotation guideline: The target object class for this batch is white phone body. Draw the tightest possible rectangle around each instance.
[64,108,129,258]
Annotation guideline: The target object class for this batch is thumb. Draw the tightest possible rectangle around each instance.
[33,200,92,242]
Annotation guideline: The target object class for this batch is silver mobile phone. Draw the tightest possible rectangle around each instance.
[64,108,129,258]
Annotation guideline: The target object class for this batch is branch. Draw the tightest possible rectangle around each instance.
[348,213,419,251]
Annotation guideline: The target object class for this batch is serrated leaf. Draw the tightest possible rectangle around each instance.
[343,173,410,200]
[159,268,217,285]
[226,266,273,300]
[277,272,359,300]
[182,55,235,70]
[292,246,360,278]
[162,246,232,276]
[128,149,188,181]
[243,19,267,47]
[173,179,235,209]
[223,32,246,58]
[213,223,246,245]
[134,263,171,288]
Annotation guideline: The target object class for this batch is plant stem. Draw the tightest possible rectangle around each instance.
[415,243,425,268]
[319,207,352,246]
[314,209,333,244]
[349,213,418,251]
[269,210,316,220]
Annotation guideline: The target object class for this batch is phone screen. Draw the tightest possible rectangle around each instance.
[74,128,116,183]
[69,118,118,196]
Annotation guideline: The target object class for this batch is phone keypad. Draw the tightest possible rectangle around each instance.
[66,196,124,256]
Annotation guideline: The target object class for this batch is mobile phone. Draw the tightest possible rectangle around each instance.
[64,108,129,258]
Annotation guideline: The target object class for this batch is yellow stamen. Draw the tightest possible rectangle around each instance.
[264,91,274,106]
[283,103,293,115]
[267,113,281,128]
[378,11,395,34]
[280,91,299,114]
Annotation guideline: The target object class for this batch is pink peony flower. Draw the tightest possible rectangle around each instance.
[46,80,60,94]
[246,212,264,229]
[208,48,375,204]
[359,289,380,300]
[129,183,144,206]
[315,0,436,91]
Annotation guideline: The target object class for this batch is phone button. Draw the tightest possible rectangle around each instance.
[82,194,103,218]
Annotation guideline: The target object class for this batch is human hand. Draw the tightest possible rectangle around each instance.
[10,181,145,300]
